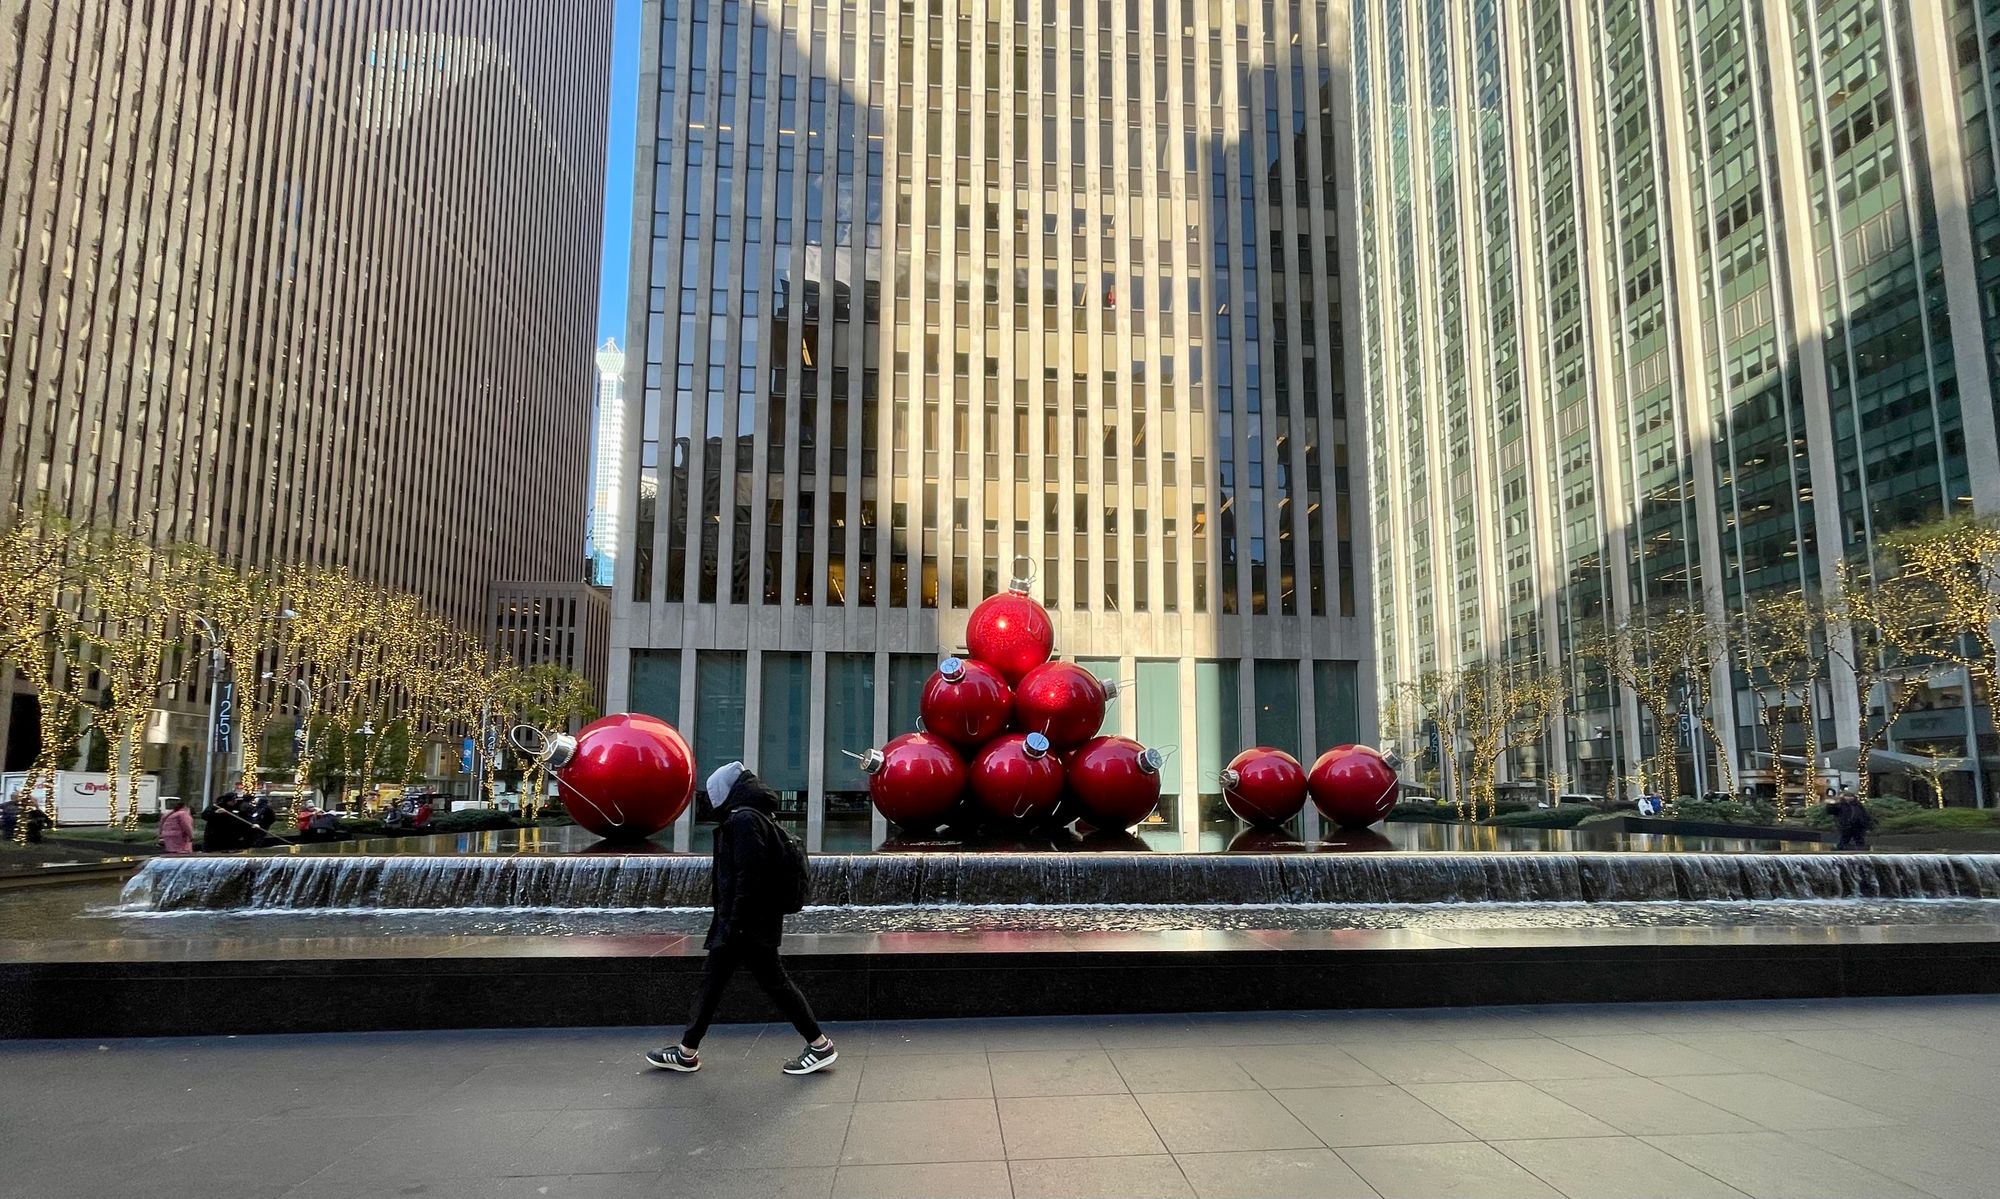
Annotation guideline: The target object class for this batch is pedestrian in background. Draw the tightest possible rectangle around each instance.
[1833,789,1874,851]
[157,798,195,855]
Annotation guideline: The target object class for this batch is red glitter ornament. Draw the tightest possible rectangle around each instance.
[1013,661,1111,749]
[965,570,1056,684]
[1308,744,1402,829]
[1221,747,1308,827]
[919,657,1015,749]
[1067,735,1165,831]
[860,732,968,831]
[970,731,1067,825]
[544,713,695,842]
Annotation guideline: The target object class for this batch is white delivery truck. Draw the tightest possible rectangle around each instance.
[1,771,161,825]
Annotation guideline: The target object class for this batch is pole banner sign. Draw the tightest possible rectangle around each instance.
[213,682,236,754]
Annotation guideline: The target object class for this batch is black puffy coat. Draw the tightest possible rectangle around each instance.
[704,773,789,951]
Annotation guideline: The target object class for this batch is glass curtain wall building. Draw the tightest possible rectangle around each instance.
[612,0,1374,849]
[1355,0,2000,798]
[0,3,611,770]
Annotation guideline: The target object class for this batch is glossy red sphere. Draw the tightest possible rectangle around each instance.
[919,657,1015,749]
[1013,662,1109,749]
[970,732,1067,825]
[1067,735,1164,830]
[1222,747,1308,826]
[1308,744,1402,829]
[865,732,968,831]
[553,713,695,842]
[965,587,1056,684]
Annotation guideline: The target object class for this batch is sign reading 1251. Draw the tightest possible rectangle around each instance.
[214,681,235,754]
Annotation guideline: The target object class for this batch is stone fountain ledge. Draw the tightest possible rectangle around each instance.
[4,919,1999,1039]
[118,851,2000,913]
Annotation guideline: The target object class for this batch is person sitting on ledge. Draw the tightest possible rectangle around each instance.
[648,761,835,1077]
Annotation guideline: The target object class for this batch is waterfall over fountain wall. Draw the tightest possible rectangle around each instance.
[119,852,2000,913]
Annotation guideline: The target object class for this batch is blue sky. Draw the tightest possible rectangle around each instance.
[597,0,642,345]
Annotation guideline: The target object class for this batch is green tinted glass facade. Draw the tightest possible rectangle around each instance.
[1356,0,2000,796]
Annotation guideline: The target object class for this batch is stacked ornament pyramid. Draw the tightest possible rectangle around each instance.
[859,572,1168,835]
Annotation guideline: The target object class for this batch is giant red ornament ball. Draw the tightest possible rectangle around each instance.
[965,573,1056,684]
[919,657,1015,749]
[1221,747,1308,826]
[860,732,968,831]
[970,731,1067,825]
[1067,735,1165,831]
[547,713,695,842]
[1012,661,1110,749]
[1308,744,1402,829]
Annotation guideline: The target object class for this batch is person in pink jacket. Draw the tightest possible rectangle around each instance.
[157,798,195,855]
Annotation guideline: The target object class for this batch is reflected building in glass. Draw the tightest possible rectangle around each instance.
[1355,0,2000,796]
[612,0,1374,848]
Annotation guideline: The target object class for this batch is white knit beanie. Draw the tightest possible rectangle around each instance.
[705,761,745,811]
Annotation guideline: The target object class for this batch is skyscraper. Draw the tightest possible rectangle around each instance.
[0,4,612,768]
[591,340,629,587]
[1354,0,1999,795]
[612,0,1372,849]
[0,4,611,631]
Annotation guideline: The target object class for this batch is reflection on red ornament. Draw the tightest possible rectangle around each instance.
[965,573,1056,684]
[1316,828,1396,853]
[919,657,1015,749]
[1013,661,1110,749]
[1067,735,1165,830]
[970,731,1067,825]
[861,732,968,831]
[1308,744,1402,829]
[1221,747,1308,826]
[546,713,695,842]
[1225,828,1300,853]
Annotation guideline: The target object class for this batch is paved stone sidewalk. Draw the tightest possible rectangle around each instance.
[4,997,1997,1198]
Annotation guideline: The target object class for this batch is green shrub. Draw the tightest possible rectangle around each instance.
[427,809,523,834]
[1670,799,1780,827]
[1387,802,1465,824]
[1877,808,2000,833]
[1804,797,1922,830]
[1577,811,1628,828]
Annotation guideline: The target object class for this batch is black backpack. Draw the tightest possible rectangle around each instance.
[758,811,813,914]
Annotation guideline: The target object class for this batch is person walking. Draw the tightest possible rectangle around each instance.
[157,798,195,855]
[200,793,243,852]
[1833,789,1874,851]
[648,761,835,1076]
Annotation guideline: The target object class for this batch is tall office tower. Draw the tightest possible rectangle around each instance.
[0,4,611,768]
[0,4,611,630]
[1354,0,2000,796]
[613,0,1372,849]
[592,340,629,587]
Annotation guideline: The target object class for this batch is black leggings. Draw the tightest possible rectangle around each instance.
[681,944,822,1049]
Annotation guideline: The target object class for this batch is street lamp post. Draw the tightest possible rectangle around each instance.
[191,614,224,807]
[263,667,349,801]
[1673,608,1710,803]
